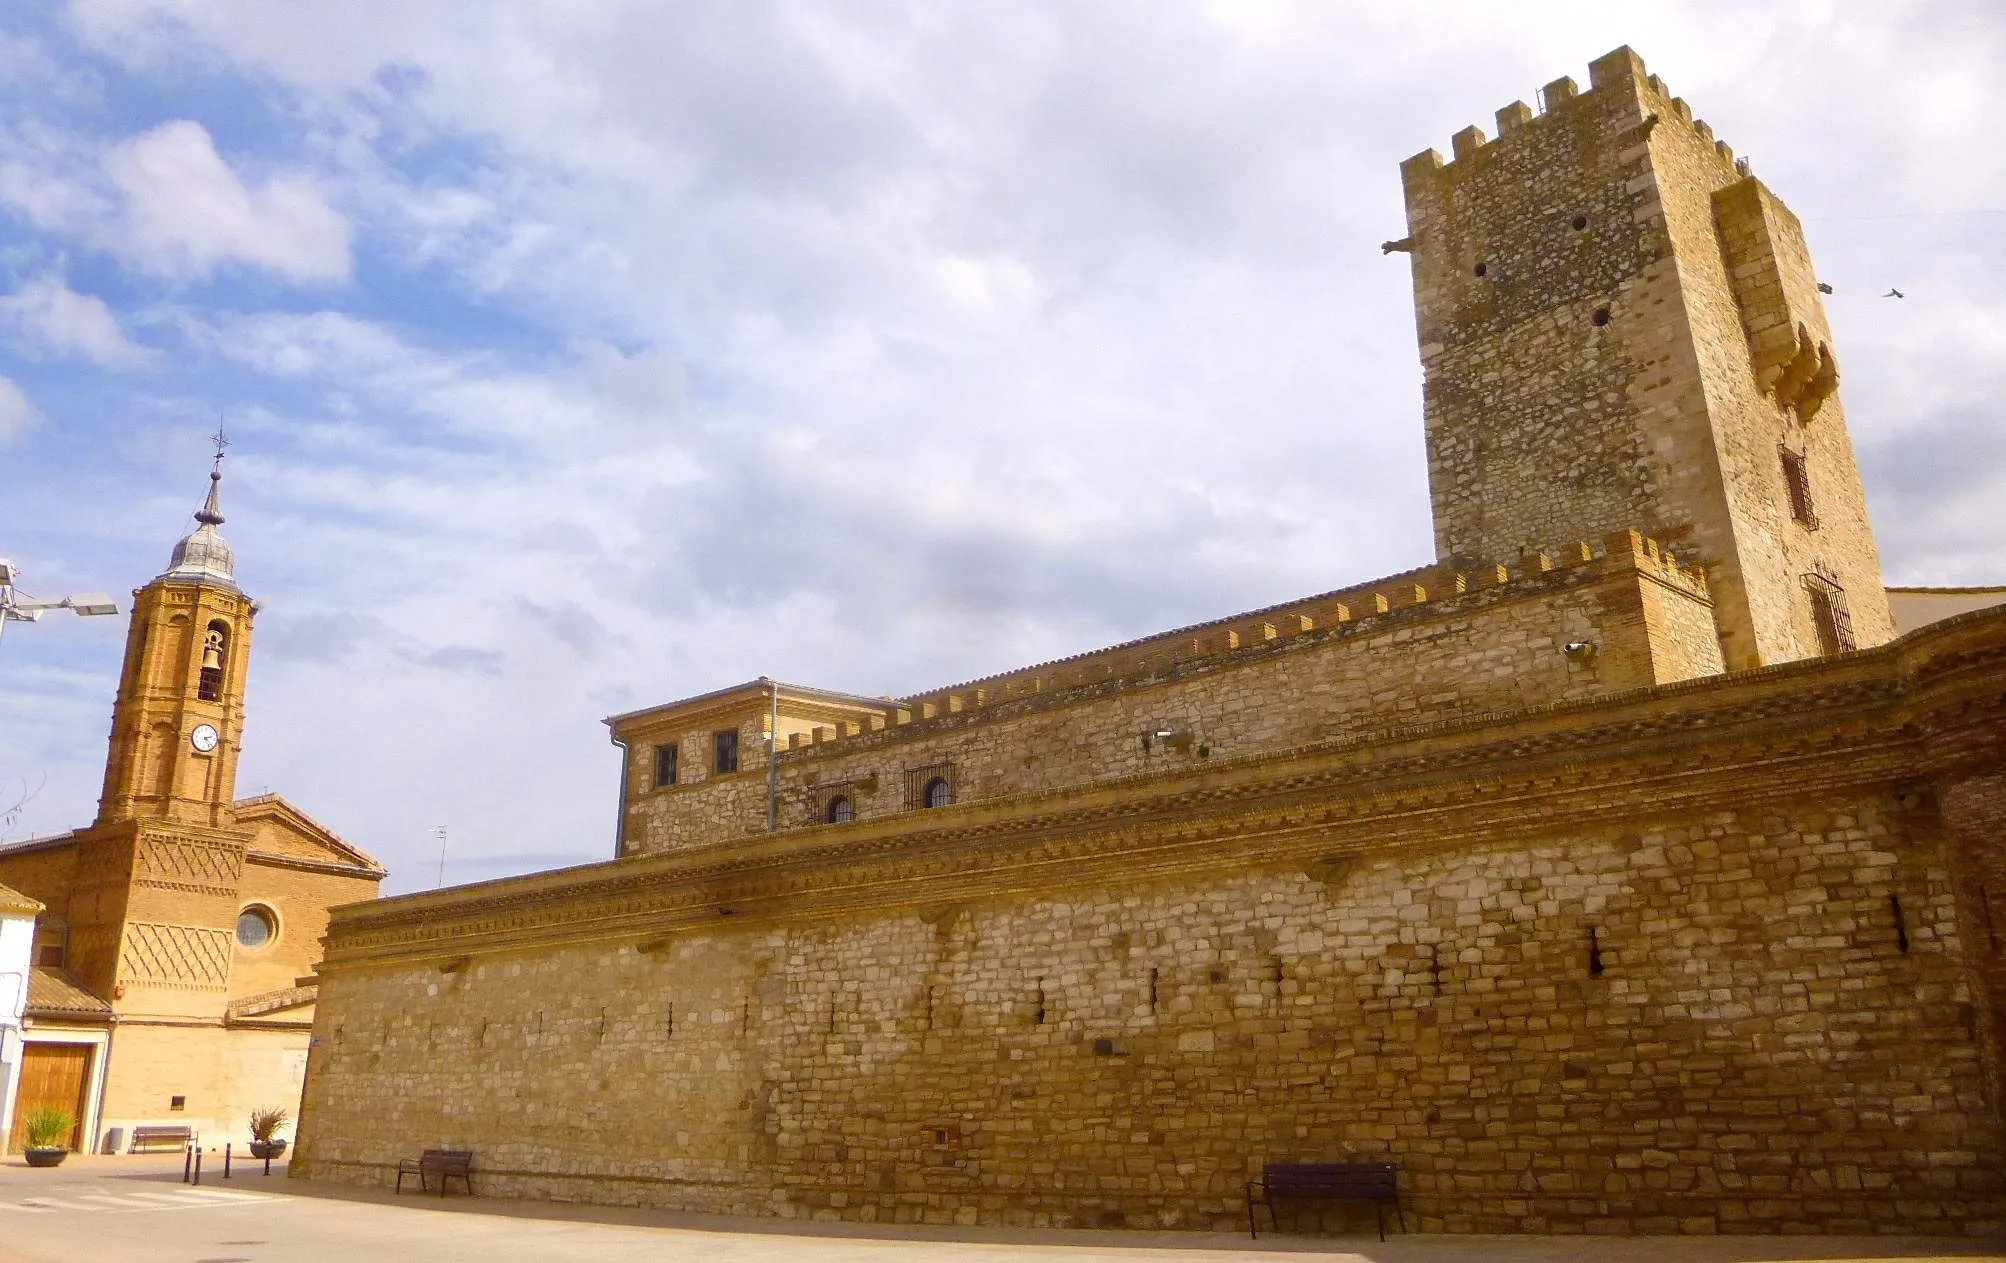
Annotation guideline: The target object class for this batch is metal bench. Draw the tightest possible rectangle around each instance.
[395,1148,473,1196]
[129,1125,194,1154]
[1246,1161,1405,1241]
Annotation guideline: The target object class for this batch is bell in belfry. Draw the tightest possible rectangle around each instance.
[202,627,225,671]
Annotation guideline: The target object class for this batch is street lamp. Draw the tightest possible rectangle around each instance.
[0,558,120,654]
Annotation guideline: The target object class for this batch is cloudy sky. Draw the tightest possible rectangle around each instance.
[1,2,2001,893]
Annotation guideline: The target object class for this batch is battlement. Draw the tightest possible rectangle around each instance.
[777,529,1708,756]
[1399,47,1750,189]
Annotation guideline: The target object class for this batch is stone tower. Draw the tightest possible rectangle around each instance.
[64,463,257,1011]
[1396,46,1894,670]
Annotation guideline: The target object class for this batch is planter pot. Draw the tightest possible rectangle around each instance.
[24,1148,67,1168]
[248,1139,288,1160]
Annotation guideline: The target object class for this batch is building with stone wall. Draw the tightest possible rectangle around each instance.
[293,48,2006,1236]
[0,466,384,1153]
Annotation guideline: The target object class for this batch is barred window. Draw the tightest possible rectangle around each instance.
[1780,447,1818,528]
[825,795,853,824]
[904,764,954,810]
[1805,573,1855,656]
[713,729,739,775]
[653,743,678,789]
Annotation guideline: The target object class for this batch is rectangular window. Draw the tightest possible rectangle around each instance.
[197,667,223,702]
[1805,573,1855,656]
[653,743,678,789]
[713,729,739,775]
[1780,446,1818,529]
[33,922,66,969]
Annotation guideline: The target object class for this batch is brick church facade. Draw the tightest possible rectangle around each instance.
[0,465,383,1153]
[293,49,2006,1234]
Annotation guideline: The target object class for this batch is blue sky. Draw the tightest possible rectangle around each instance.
[2,1,2002,893]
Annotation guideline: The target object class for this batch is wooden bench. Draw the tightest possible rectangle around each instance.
[128,1126,194,1154]
[395,1148,474,1196]
[1246,1161,1405,1241]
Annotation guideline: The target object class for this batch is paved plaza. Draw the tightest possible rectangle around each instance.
[1,1156,2002,1263]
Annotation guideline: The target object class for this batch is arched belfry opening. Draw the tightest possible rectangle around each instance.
[198,619,229,702]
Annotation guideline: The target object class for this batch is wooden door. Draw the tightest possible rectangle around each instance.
[7,1043,91,1152]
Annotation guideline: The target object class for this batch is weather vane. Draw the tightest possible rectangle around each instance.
[210,421,230,474]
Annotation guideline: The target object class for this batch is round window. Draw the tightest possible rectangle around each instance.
[236,906,276,949]
[924,777,951,809]
[826,795,853,824]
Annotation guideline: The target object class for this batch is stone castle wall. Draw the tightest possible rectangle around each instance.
[624,537,1720,854]
[298,610,2006,1235]
[298,791,1987,1234]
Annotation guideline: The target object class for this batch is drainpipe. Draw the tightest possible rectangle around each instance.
[609,731,630,858]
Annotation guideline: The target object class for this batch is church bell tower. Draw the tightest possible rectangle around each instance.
[64,448,259,1010]
[96,461,253,828]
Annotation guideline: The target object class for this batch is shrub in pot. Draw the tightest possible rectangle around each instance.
[247,1106,289,1159]
[23,1107,74,1167]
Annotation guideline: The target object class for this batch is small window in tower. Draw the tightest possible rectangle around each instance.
[654,743,678,789]
[1804,573,1855,656]
[1780,447,1818,528]
[1571,214,1589,231]
[713,729,739,775]
[1473,262,1488,277]
[825,795,853,824]
[1591,307,1611,327]
[197,621,228,701]
[924,776,952,809]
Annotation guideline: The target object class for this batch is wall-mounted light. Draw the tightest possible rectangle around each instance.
[1563,641,1597,663]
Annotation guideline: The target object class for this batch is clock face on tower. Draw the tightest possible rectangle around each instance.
[190,723,221,753]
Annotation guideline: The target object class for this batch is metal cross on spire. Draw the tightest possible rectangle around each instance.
[195,422,229,527]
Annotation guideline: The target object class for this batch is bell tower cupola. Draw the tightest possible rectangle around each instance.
[95,442,256,830]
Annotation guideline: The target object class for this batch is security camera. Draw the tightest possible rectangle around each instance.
[1563,641,1597,662]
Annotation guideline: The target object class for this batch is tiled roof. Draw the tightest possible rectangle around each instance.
[0,881,42,917]
[226,984,317,1021]
[25,966,113,1019]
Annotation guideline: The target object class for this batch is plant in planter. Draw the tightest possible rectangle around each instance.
[247,1106,290,1159]
[22,1106,74,1167]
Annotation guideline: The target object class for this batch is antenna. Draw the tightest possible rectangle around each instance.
[430,824,448,889]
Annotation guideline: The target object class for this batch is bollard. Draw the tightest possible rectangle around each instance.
[224,1142,232,1179]
[192,1147,203,1186]
[182,1143,193,1183]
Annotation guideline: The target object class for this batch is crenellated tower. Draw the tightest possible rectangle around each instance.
[1395,46,1894,669]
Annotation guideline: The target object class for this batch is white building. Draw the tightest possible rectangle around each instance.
[0,883,40,1150]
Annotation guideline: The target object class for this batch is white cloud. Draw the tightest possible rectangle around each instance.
[0,374,37,445]
[102,120,350,282]
[0,273,154,367]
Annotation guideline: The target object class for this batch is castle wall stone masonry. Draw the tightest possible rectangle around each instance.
[295,48,2006,1237]
[623,536,1721,851]
[297,609,2006,1234]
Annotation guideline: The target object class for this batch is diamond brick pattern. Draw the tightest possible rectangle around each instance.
[137,836,242,892]
[120,921,231,986]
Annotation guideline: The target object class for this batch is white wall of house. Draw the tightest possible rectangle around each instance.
[0,909,34,1147]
